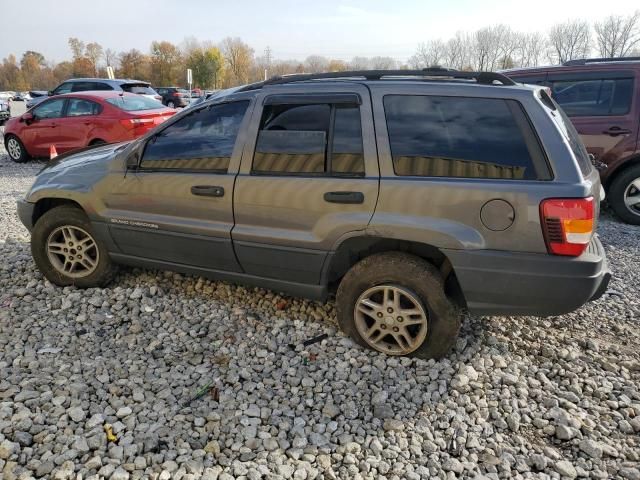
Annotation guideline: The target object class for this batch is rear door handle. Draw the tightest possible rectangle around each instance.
[324,191,364,204]
[191,185,224,197]
[603,126,632,136]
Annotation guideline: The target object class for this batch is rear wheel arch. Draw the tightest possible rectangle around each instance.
[603,155,640,190]
[89,138,106,146]
[325,236,466,308]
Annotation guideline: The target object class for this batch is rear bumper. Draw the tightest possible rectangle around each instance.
[17,199,35,232]
[444,235,611,316]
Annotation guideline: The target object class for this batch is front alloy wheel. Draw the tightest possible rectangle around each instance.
[46,225,99,278]
[6,136,27,162]
[354,285,428,355]
[623,178,640,215]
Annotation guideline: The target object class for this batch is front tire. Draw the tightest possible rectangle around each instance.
[5,135,29,163]
[336,252,460,359]
[31,206,117,288]
[608,164,640,225]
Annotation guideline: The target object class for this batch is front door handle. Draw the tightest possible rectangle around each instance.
[191,185,224,197]
[324,191,364,204]
[603,126,632,136]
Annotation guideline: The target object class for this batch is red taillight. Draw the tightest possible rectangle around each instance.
[172,92,181,97]
[540,197,594,256]
[119,118,155,130]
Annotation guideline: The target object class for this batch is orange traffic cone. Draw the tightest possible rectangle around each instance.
[49,145,58,160]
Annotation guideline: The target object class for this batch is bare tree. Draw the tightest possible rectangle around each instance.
[444,33,472,69]
[410,40,446,68]
[370,56,397,69]
[548,20,591,63]
[304,55,329,73]
[349,57,371,70]
[104,49,118,68]
[220,37,254,87]
[516,32,547,67]
[594,12,640,57]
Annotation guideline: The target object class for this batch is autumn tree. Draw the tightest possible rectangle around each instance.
[150,41,182,85]
[118,49,150,80]
[186,46,224,88]
[220,37,254,87]
[327,59,348,72]
[85,42,104,75]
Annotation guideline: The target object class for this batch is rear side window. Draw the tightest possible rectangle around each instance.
[106,96,163,111]
[141,101,249,172]
[551,78,633,116]
[66,98,101,116]
[383,95,547,180]
[252,103,364,176]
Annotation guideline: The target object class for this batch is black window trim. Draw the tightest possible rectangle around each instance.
[382,93,552,182]
[263,93,362,106]
[138,99,250,174]
[250,100,365,178]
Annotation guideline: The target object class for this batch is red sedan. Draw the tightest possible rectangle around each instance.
[3,91,176,162]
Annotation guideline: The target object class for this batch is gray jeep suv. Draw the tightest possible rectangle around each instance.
[17,70,611,359]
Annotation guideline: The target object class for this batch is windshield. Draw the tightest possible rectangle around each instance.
[106,96,164,111]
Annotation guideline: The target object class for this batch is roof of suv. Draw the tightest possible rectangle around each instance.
[65,78,151,85]
[502,57,640,75]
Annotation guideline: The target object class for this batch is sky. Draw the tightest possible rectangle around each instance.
[1,0,639,63]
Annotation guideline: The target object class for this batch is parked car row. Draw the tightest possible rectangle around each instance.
[15,68,611,359]
[504,57,640,225]
[0,98,10,124]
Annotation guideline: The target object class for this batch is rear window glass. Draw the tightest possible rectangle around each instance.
[383,95,546,180]
[551,78,633,116]
[106,96,164,111]
[546,95,594,177]
[121,84,156,95]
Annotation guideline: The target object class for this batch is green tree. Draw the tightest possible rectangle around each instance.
[186,47,224,89]
[150,41,182,85]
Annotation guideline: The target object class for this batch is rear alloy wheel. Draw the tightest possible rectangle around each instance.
[609,164,640,225]
[337,252,460,359]
[5,135,28,163]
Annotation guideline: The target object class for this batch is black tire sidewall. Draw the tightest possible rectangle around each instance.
[5,135,28,163]
[336,252,460,359]
[608,165,640,225]
[31,206,115,288]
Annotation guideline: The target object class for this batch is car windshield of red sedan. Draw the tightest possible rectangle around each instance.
[106,96,164,111]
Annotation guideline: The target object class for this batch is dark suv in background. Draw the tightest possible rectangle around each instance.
[505,58,640,224]
[154,87,191,108]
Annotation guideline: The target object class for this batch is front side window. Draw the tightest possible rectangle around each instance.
[252,102,364,176]
[66,98,101,116]
[384,95,544,180]
[140,100,249,171]
[33,99,66,119]
[551,78,633,116]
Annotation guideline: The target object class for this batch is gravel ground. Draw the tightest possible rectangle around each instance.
[0,134,639,480]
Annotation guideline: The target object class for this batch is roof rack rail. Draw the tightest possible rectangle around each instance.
[239,68,516,91]
[563,56,640,66]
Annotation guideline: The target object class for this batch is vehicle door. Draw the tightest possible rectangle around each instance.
[547,70,638,170]
[102,99,253,272]
[56,97,102,152]
[232,85,379,284]
[24,98,68,156]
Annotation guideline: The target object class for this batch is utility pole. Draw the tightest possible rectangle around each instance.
[264,46,272,80]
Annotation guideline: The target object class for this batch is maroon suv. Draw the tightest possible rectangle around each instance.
[505,58,640,224]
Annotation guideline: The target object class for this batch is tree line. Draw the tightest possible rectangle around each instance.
[1,12,639,92]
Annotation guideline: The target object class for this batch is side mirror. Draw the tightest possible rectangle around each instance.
[22,112,34,123]
[48,91,54,96]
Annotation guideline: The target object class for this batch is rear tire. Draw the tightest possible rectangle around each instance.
[608,164,640,225]
[5,134,29,163]
[89,139,106,146]
[336,252,460,359]
[31,205,117,288]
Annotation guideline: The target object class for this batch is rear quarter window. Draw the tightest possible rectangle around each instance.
[383,95,549,180]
